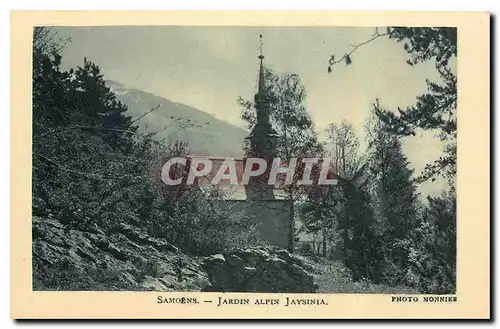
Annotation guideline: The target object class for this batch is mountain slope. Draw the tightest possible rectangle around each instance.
[107,80,248,157]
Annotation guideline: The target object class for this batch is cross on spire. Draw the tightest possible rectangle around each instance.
[258,34,264,60]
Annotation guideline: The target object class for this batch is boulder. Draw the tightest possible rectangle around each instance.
[203,247,317,293]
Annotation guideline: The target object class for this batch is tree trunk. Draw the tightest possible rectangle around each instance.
[322,233,327,257]
[341,145,346,176]
[287,197,295,254]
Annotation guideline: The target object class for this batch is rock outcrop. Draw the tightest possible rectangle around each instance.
[33,217,318,293]
[202,247,318,293]
[32,217,210,291]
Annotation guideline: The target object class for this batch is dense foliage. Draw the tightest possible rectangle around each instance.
[32,27,259,260]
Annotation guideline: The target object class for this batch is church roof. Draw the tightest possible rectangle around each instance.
[188,155,288,201]
[186,155,336,201]
[199,184,288,201]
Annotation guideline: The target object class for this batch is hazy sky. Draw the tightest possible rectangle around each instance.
[52,26,453,195]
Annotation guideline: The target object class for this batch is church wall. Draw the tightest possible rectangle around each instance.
[216,200,291,249]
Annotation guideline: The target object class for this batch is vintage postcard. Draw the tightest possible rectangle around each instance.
[11,11,490,319]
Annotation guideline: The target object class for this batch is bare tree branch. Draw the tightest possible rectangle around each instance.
[130,104,162,125]
[34,152,126,180]
[328,27,393,71]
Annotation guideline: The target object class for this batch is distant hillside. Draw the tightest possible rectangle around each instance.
[107,80,248,156]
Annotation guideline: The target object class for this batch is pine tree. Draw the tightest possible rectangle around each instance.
[72,58,136,150]
[338,165,379,281]
[32,27,73,134]
[406,189,456,293]
[366,101,419,285]
[375,28,457,183]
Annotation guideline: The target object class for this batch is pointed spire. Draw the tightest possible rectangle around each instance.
[245,33,278,160]
[258,34,265,92]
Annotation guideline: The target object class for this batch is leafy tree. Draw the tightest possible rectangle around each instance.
[300,121,362,257]
[325,121,361,179]
[299,181,340,257]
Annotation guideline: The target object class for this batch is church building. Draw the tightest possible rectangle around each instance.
[188,38,292,249]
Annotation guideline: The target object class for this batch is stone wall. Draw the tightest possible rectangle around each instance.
[219,199,292,249]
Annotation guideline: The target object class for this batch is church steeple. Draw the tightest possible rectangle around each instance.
[244,34,278,200]
[246,34,278,157]
[258,34,265,93]
[254,34,269,122]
